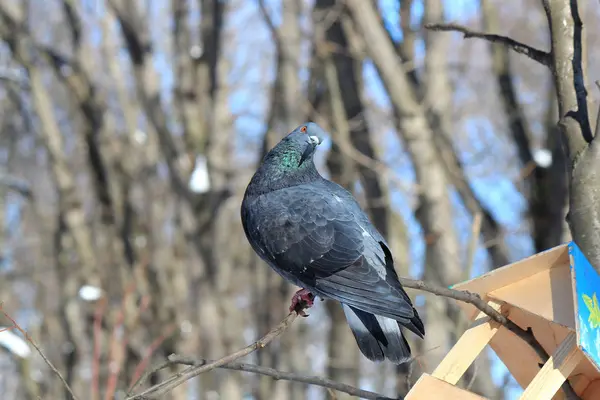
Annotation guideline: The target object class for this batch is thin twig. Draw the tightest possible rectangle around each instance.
[1,308,80,400]
[425,22,551,67]
[168,355,396,400]
[127,324,177,394]
[256,0,279,43]
[127,360,171,397]
[105,281,138,400]
[127,311,300,399]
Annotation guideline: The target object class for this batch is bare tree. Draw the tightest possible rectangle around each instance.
[2,0,597,399]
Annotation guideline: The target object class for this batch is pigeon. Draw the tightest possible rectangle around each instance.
[241,122,424,364]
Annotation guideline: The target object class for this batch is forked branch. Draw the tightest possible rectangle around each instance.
[425,22,551,67]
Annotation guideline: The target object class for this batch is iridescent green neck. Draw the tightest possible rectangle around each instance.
[245,147,320,196]
[279,149,302,170]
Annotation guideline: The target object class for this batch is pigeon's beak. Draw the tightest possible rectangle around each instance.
[308,135,322,146]
[299,137,320,166]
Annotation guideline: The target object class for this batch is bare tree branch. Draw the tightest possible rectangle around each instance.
[425,22,551,67]
[127,310,301,399]
[399,278,544,362]
[139,354,396,400]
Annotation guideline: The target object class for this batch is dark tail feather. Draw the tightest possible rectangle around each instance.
[405,308,425,338]
[342,304,412,364]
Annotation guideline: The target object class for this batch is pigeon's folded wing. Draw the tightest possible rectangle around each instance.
[250,185,415,322]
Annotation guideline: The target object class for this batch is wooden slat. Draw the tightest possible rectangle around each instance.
[432,303,502,384]
[452,244,569,317]
[406,373,488,400]
[488,265,575,329]
[519,332,582,400]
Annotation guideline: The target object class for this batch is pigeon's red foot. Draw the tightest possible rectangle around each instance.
[289,288,315,317]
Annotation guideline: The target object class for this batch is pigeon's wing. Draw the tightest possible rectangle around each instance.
[245,183,417,323]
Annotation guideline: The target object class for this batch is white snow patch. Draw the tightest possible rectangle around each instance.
[189,155,210,193]
[190,45,203,59]
[133,129,148,145]
[180,320,193,334]
[533,148,552,168]
[0,328,31,358]
[78,285,103,301]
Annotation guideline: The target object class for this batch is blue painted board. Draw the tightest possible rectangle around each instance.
[570,242,600,371]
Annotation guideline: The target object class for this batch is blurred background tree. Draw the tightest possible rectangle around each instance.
[0,0,596,399]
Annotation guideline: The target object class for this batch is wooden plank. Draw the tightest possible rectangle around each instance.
[452,244,569,316]
[519,332,582,400]
[432,303,501,384]
[487,305,597,397]
[405,373,488,400]
[490,324,543,390]
[488,265,575,329]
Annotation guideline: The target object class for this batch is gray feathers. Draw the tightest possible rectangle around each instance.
[343,304,412,364]
[241,123,425,364]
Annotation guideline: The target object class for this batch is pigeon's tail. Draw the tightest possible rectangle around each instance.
[342,304,412,365]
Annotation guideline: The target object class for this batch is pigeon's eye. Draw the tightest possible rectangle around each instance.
[300,126,307,133]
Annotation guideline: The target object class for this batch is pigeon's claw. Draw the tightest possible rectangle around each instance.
[289,288,315,317]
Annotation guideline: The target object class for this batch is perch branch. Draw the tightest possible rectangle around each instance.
[127,310,300,399]
[425,22,551,67]
[400,278,547,360]
[163,355,395,400]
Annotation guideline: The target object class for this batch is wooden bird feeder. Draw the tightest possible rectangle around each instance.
[405,242,600,400]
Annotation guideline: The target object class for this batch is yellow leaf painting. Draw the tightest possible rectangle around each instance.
[583,293,600,329]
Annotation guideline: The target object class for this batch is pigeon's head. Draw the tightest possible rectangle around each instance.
[266,122,326,169]
[246,123,327,194]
